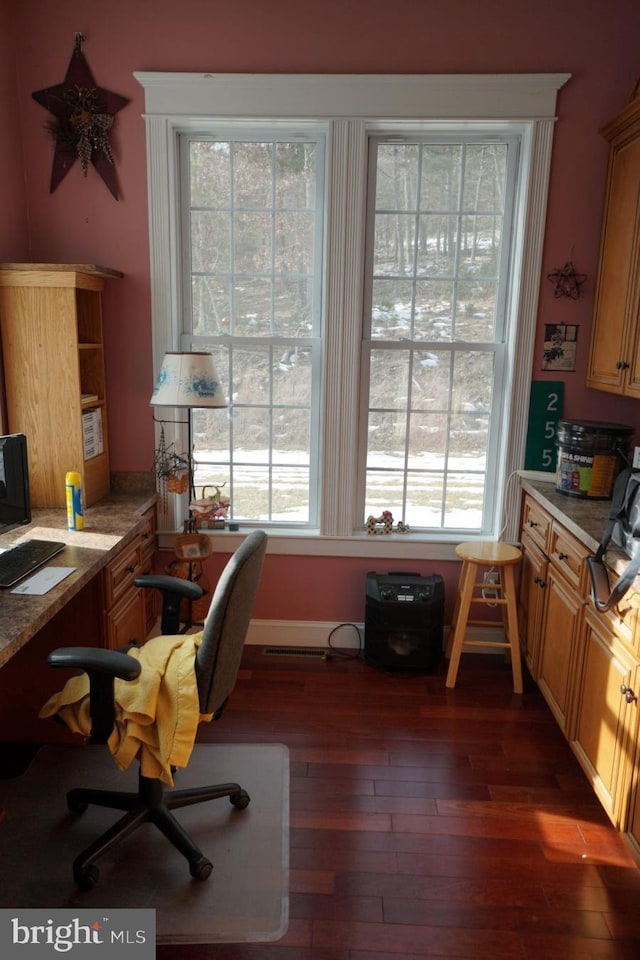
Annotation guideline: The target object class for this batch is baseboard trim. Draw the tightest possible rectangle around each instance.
[245,619,505,654]
[246,619,363,650]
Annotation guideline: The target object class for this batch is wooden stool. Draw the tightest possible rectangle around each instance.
[445,542,523,693]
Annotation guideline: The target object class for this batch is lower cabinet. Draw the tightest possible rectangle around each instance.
[519,488,640,853]
[628,764,640,859]
[102,505,156,649]
[106,587,146,651]
[139,506,158,634]
[518,532,548,678]
[537,566,584,735]
[571,607,639,828]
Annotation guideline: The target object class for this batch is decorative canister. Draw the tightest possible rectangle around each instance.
[555,419,634,499]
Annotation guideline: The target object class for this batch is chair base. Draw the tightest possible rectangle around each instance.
[67,770,250,889]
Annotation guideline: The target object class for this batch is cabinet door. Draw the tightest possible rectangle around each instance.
[537,567,584,734]
[518,533,548,679]
[628,753,640,857]
[105,587,146,650]
[587,102,640,395]
[0,266,117,506]
[140,557,157,636]
[571,608,639,828]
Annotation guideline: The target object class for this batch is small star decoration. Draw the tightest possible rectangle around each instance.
[32,34,129,199]
[547,261,587,299]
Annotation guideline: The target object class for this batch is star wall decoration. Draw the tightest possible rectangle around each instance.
[547,261,588,299]
[32,34,130,199]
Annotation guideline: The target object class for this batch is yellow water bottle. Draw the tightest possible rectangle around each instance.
[65,471,84,531]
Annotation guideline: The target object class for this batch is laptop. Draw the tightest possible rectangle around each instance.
[0,538,66,588]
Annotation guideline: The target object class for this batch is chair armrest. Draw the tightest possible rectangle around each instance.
[47,647,141,682]
[134,574,204,601]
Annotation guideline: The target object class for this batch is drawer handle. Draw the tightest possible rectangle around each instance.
[620,684,638,705]
[534,576,547,588]
[528,520,539,528]
[616,360,630,370]
[126,565,136,574]
[557,552,568,561]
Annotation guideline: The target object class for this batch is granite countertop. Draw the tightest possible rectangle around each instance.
[0,489,156,668]
[519,471,632,580]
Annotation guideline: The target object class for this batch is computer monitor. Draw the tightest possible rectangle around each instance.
[0,433,31,534]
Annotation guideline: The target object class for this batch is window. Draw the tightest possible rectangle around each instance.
[362,137,517,533]
[182,133,324,526]
[136,72,569,551]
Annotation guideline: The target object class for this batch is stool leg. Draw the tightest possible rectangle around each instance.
[445,557,471,659]
[445,584,463,659]
[503,565,523,694]
[445,560,475,688]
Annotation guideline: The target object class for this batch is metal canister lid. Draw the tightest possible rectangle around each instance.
[557,419,634,436]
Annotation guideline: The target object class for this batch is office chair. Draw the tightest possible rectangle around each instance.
[46,529,267,890]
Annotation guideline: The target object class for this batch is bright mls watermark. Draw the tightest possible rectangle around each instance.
[0,910,155,958]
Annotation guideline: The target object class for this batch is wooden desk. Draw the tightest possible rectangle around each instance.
[0,490,156,741]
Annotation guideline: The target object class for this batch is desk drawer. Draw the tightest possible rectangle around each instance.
[103,539,142,608]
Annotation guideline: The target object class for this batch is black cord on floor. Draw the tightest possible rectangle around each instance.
[325,622,363,659]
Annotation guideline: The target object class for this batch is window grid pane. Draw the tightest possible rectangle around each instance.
[185,135,323,526]
[364,138,509,533]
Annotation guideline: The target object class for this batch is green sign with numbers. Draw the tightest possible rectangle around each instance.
[524,381,564,472]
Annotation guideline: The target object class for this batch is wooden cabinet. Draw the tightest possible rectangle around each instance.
[521,495,552,553]
[587,95,640,396]
[571,607,639,827]
[628,754,640,860]
[537,565,584,735]
[519,484,640,852]
[0,263,122,507]
[519,495,589,730]
[139,506,158,634]
[103,505,157,649]
[518,531,548,678]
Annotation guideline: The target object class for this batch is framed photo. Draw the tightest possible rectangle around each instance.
[542,324,578,371]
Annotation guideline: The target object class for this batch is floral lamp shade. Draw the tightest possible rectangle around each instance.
[150,352,227,408]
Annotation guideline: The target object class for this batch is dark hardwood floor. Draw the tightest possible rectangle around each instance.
[164,644,640,960]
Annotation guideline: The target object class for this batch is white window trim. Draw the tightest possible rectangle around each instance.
[135,72,570,557]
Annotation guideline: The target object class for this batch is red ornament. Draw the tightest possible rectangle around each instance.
[32,34,129,199]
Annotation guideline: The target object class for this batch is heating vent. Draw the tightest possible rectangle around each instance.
[263,646,327,659]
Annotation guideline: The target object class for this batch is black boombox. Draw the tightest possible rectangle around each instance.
[364,571,444,672]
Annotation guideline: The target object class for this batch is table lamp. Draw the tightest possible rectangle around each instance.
[150,351,227,524]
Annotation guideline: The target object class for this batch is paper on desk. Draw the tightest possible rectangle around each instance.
[11,566,77,595]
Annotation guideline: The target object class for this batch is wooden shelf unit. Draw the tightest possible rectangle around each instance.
[0,263,122,507]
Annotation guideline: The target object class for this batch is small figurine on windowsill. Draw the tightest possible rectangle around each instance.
[366,510,394,535]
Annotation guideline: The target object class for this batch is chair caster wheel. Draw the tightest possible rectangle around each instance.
[67,791,88,814]
[74,863,99,890]
[190,857,213,881]
[231,789,250,810]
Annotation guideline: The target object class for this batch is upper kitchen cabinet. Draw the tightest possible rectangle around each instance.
[587,94,640,396]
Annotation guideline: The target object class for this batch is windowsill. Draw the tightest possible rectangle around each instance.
[157,526,466,560]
